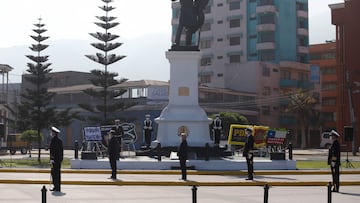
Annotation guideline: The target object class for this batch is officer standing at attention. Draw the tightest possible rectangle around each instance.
[49,126,63,192]
[328,130,341,192]
[243,127,254,180]
[211,114,223,146]
[108,129,120,180]
[113,119,124,156]
[177,132,188,181]
[143,114,153,148]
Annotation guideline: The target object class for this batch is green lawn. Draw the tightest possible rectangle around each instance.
[0,158,71,168]
[296,160,360,169]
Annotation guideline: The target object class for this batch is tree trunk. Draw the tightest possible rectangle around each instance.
[301,126,306,149]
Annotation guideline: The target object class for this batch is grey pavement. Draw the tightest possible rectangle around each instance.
[0,172,359,203]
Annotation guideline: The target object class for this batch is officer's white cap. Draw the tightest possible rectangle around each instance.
[245,127,253,132]
[145,114,151,118]
[330,130,340,137]
[51,126,60,133]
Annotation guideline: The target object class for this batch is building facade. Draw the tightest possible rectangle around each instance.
[330,0,360,153]
[171,0,313,133]
[309,42,337,132]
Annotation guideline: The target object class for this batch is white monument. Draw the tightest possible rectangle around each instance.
[154,51,212,147]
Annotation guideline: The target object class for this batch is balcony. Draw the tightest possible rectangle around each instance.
[297,10,308,18]
[256,5,276,14]
[297,46,309,54]
[257,24,276,32]
[279,116,296,125]
[279,79,298,88]
[279,98,290,106]
[297,28,308,36]
[256,42,276,50]
[297,81,314,89]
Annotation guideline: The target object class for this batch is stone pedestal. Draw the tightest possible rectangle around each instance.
[154,51,212,147]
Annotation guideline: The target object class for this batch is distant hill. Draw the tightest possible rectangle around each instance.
[0,33,171,83]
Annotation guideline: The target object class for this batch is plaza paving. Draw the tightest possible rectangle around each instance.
[0,149,359,202]
[0,169,359,202]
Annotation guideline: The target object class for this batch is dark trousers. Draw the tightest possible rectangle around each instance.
[144,131,151,146]
[214,130,221,145]
[331,165,340,191]
[180,158,187,180]
[109,157,117,179]
[51,162,61,191]
[246,153,254,179]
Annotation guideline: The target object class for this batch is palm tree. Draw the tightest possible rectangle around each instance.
[285,89,317,149]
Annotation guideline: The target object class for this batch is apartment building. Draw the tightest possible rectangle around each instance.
[309,42,337,132]
[171,0,313,130]
[330,0,360,153]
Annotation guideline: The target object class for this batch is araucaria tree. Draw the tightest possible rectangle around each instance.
[22,18,55,162]
[81,0,129,125]
[7,18,78,162]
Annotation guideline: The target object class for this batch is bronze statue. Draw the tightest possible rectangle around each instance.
[171,0,209,51]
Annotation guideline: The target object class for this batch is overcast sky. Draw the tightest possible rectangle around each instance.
[0,0,344,83]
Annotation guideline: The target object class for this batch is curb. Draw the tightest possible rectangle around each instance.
[0,179,359,187]
[1,168,360,175]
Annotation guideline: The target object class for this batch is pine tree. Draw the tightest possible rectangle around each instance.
[6,18,78,162]
[81,0,131,125]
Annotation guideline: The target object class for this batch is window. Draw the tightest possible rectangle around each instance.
[259,32,275,43]
[263,86,271,96]
[298,36,307,46]
[260,50,275,61]
[217,3,223,7]
[298,19,306,29]
[229,1,241,10]
[200,57,212,66]
[259,14,275,24]
[200,40,212,49]
[259,0,274,6]
[201,22,211,31]
[322,67,336,75]
[298,54,307,63]
[200,75,211,83]
[217,38,223,42]
[322,98,336,106]
[217,20,223,24]
[229,54,241,63]
[262,106,271,115]
[298,72,308,81]
[280,70,291,80]
[296,2,307,11]
[217,73,223,77]
[229,36,241,45]
[323,112,336,122]
[249,34,257,39]
[322,82,337,91]
[217,56,223,59]
[229,18,241,28]
[262,66,270,77]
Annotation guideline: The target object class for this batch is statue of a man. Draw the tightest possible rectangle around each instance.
[171,0,209,51]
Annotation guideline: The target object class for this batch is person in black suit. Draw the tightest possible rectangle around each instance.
[243,127,254,180]
[49,126,63,192]
[211,114,223,146]
[143,114,153,148]
[113,119,124,157]
[177,133,188,181]
[328,130,341,192]
[108,130,120,180]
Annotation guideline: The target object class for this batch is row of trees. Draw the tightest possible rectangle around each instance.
[4,0,131,162]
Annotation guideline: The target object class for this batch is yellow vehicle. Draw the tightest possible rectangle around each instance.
[7,134,29,155]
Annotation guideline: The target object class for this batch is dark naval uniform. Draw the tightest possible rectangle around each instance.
[211,115,223,145]
[328,130,341,192]
[50,127,63,192]
[108,130,120,179]
[143,115,153,148]
[243,128,254,180]
[177,134,188,181]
